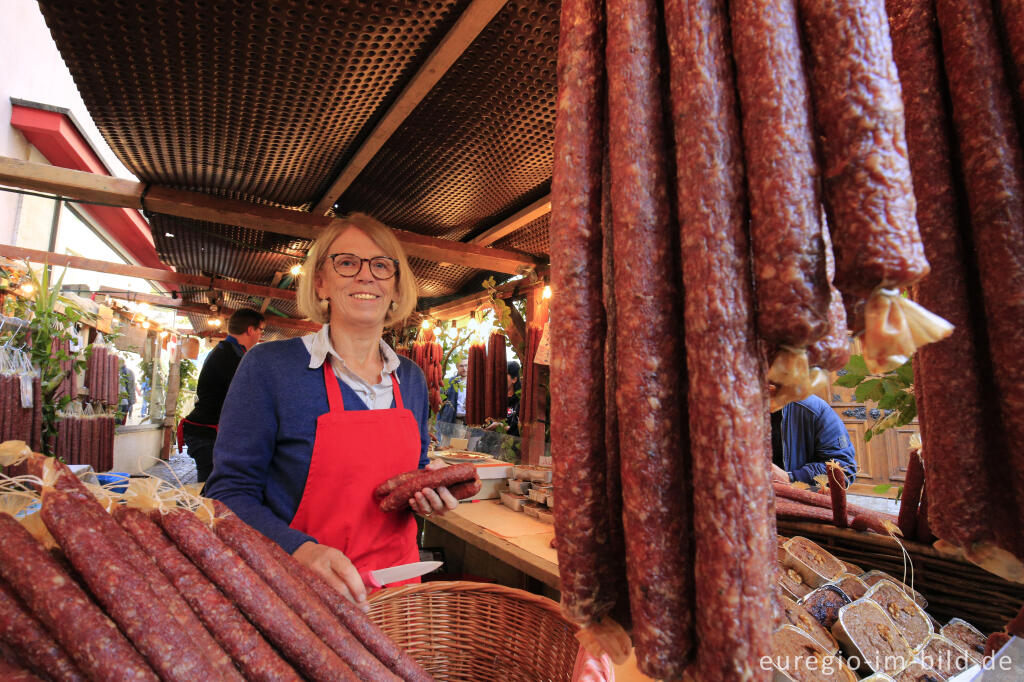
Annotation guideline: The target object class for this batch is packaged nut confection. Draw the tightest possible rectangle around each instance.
[831,599,914,675]
[864,581,934,650]
[785,537,847,588]
[772,625,857,682]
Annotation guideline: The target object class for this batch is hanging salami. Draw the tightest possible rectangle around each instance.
[666,0,774,677]
[729,0,830,406]
[799,0,949,375]
[934,0,1024,576]
[607,0,693,675]
[550,0,626,654]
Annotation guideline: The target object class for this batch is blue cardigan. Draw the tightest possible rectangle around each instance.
[203,338,430,553]
[779,395,858,485]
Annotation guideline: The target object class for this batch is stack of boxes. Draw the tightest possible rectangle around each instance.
[500,465,554,524]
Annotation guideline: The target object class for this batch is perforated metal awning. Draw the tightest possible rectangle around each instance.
[35,0,558,334]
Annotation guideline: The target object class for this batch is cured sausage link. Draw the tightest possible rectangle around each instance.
[601,156,630,632]
[0,578,84,682]
[550,0,617,633]
[40,488,223,681]
[213,516,397,682]
[114,507,300,682]
[935,0,1024,570]
[158,509,357,681]
[35,476,240,681]
[214,515,431,682]
[730,0,830,348]
[798,0,929,316]
[0,513,158,681]
[607,0,693,676]
[888,0,1014,568]
[0,657,45,682]
[995,0,1024,112]
[378,464,477,512]
[666,0,774,678]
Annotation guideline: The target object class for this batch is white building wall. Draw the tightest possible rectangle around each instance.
[0,0,135,245]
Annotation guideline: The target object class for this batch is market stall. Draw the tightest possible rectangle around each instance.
[0,0,1023,680]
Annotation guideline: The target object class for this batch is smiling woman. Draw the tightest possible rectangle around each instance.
[203,213,459,612]
[297,214,418,327]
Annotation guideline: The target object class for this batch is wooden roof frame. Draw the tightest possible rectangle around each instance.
[312,0,508,215]
[0,156,541,275]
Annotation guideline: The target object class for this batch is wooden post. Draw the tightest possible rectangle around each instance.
[161,349,180,461]
[519,285,550,465]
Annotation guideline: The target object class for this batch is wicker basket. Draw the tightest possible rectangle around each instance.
[368,580,584,681]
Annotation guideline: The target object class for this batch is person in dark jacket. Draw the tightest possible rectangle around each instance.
[506,360,521,437]
[180,308,265,482]
[438,357,468,423]
[770,393,857,485]
[118,359,136,425]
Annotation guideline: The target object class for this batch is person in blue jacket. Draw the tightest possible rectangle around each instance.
[204,213,457,611]
[770,394,857,486]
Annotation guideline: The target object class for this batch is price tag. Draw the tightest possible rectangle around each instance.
[20,373,34,408]
[533,321,550,365]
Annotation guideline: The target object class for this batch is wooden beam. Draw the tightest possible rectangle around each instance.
[426,276,545,320]
[469,195,551,246]
[0,155,143,206]
[312,0,509,215]
[0,243,296,302]
[260,272,284,313]
[1,156,539,274]
[175,303,320,333]
[96,287,183,308]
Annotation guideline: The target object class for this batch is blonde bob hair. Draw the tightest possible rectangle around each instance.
[297,213,418,327]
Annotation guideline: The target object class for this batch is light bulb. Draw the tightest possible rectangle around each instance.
[158,330,168,339]
[141,320,151,329]
[542,285,552,300]
[421,319,431,330]
[290,263,302,276]
[209,318,222,327]
[19,283,35,295]
[433,326,442,337]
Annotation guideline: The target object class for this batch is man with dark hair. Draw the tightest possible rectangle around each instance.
[179,308,265,483]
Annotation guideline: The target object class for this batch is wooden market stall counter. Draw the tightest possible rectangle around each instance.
[423,500,654,682]
[423,499,560,593]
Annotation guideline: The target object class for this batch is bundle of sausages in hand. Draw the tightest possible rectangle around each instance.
[0,447,433,682]
[545,0,988,678]
[374,463,481,512]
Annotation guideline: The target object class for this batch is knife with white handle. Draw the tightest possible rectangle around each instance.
[359,560,442,589]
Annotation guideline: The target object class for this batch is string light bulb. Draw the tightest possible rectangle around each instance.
[290,263,302,276]
[209,318,222,327]
[542,285,552,300]
[19,283,35,295]
[421,319,431,330]
[141,320,151,330]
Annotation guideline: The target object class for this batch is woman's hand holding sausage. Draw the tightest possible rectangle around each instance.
[292,541,369,611]
[411,459,460,518]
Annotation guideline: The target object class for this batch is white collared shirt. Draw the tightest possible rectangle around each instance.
[302,324,401,410]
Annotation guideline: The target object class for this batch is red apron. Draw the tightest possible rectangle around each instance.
[290,363,421,580]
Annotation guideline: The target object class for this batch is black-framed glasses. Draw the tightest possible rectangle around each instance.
[327,253,399,280]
